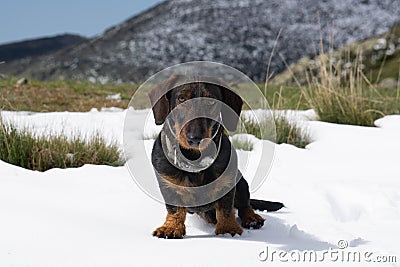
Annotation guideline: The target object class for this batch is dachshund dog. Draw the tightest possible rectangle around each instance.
[149,74,283,239]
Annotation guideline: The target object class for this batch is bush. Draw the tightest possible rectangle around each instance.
[237,114,311,149]
[301,49,400,126]
[0,117,123,171]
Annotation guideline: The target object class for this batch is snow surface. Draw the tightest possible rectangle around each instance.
[1,109,400,266]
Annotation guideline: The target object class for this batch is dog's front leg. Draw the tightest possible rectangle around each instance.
[215,189,243,236]
[153,205,186,239]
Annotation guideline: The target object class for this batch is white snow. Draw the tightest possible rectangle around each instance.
[1,109,399,266]
[105,93,122,101]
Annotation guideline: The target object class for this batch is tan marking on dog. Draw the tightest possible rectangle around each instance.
[238,207,265,229]
[174,121,202,151]
[153,207,187,238]
[162,174,197,204]
[215,208,243,236]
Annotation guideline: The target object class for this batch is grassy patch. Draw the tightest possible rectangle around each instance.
[268,24,400,126]
[143,132,160,140]
[0,116,123,171]
[273,114,311,148]
[0,76,139,112]
[232,137,254,151]
[241,82,311,148]
[301,49,400,126]
[0,75,307,112]
[260,85,307,110]
[237,114,311,148]
[236,83,306,111]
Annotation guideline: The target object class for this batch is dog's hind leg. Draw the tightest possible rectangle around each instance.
[234,175,265,229]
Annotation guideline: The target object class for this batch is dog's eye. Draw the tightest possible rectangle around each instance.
[207,99,216,106]
[178,96,186,103]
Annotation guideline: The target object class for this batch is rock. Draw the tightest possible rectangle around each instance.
[16,77,28,87]
[374,38,387,50]
[378,78,398,89]
[105,93,122,102]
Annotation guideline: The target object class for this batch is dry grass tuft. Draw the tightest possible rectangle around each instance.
[0,115,123,171]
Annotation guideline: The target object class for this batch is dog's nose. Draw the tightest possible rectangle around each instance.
[187,135,202,146]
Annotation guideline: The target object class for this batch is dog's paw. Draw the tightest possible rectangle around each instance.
[152,224,186,239]
[215,221,243,236]
[241,211,265,229]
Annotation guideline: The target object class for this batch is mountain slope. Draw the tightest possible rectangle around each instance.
[271,23,400,86]
[0,34,87,63]
[0,0,399,83]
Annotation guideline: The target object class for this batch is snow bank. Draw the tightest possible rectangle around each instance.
[0,109,399,266]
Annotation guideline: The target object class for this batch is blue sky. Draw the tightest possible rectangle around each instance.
[0,0,163,45]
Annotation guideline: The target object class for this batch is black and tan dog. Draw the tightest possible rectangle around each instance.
[149,75,283,239]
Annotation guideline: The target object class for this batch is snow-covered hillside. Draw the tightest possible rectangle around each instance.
[1,0,399,82]
[0,109,399,266]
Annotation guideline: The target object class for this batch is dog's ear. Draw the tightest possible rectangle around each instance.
[221,87,243,132]
[148,86,169,125]
[148,74,182,125]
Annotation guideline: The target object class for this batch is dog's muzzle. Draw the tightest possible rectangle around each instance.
[161,114,222,173]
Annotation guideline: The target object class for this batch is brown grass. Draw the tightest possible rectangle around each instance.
[0,77,139,112]
[301,47,400,126]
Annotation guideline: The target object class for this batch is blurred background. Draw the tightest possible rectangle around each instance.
[1,0,399,84]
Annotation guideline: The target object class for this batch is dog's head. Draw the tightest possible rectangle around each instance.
[149,74,243,150]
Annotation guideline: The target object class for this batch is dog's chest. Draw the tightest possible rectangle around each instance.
[178,171,208,187]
